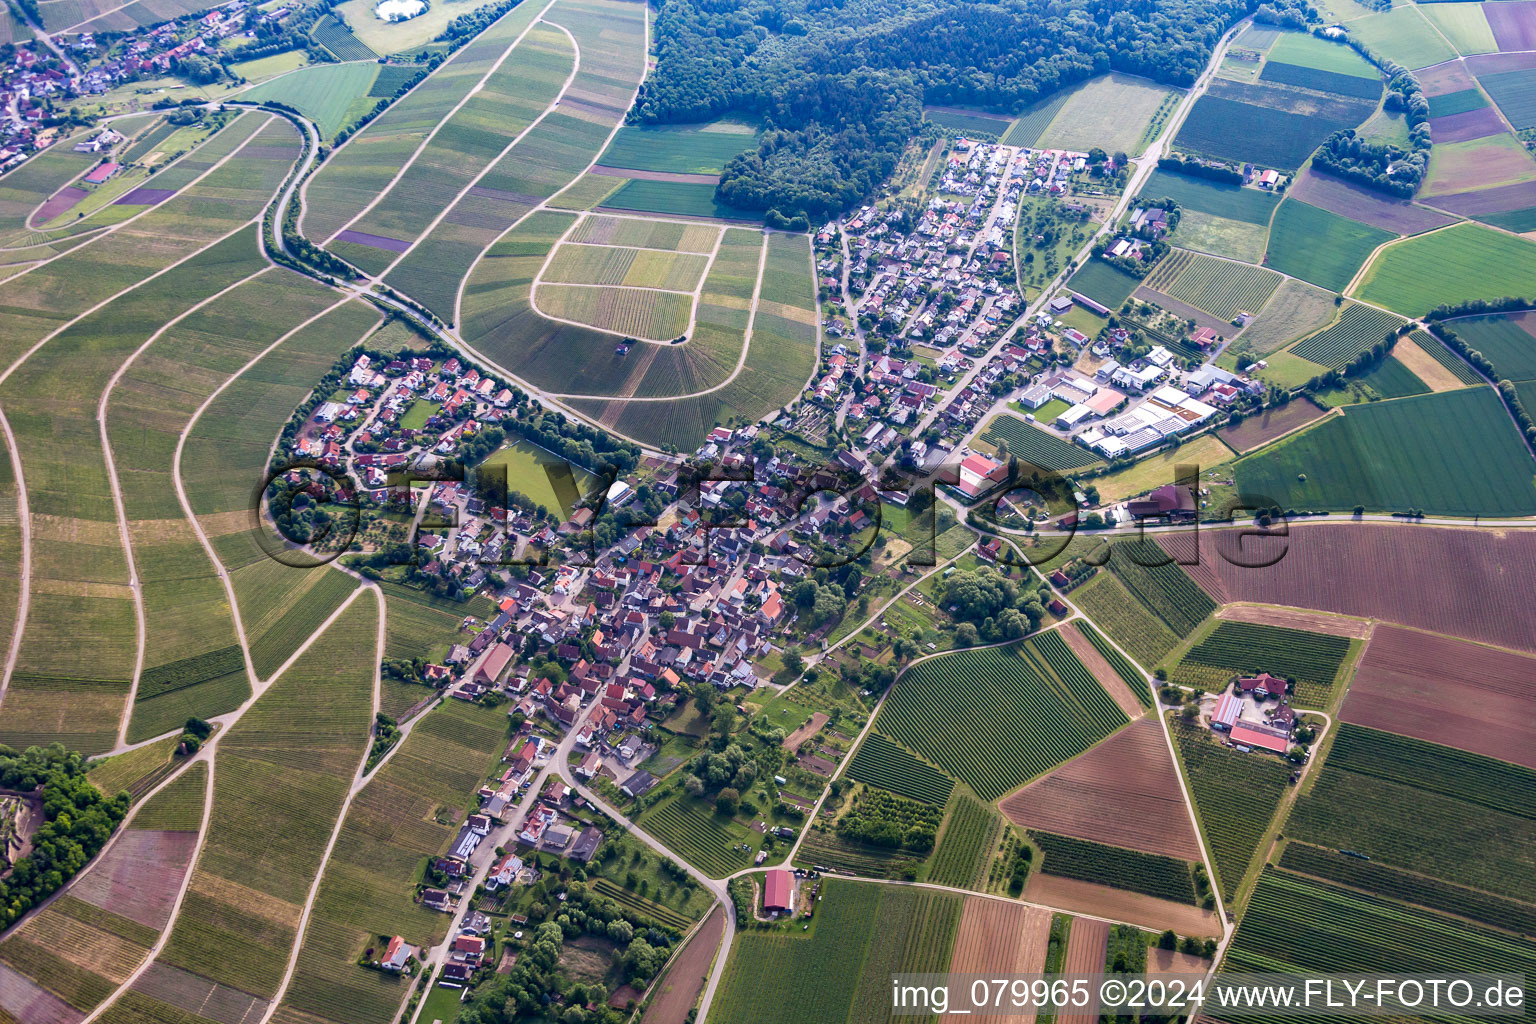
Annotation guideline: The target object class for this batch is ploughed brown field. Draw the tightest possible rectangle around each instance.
[1217,399,1329,453]
[640,906,725,1024]
[1060,626,1148,718]
[999,719,1203,861]
[1024,875,1223,938]
[1058,918,1110,1024]
[1214,603,1370,639]
[1342,625,1536,769]
[950,900,1052,1024]
[780,712,829,752]
[1159,525,1536,654]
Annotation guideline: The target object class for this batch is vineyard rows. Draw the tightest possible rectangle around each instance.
[1171,720,1291,896]
[1179,621,1349,704]
[1105,539,1215,636]
[1324,725,1536,819]
[928,794,1002,890]
[643,799,750,878]
[1032,830,1200,905]
[1290,302,1406,369]
[845,733,955,806]
[590,878,693,932]
[1277,843,1536,936]
[1074,621,1153,707]
[1161,254,1282,321]
[879,640,1126,801]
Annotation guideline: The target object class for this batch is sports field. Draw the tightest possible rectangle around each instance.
[1233,386,1536,516]
[1265,198,1393,292]
[1353,223,1536,316]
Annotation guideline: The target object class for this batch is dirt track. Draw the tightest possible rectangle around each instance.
[1061,626,1146,718]
[1214,603,1371,639]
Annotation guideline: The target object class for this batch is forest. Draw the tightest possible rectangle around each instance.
[636,0,1261,219]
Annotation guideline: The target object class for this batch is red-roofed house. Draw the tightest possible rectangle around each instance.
[956,453,1006,499]
[1229,722,1290,754]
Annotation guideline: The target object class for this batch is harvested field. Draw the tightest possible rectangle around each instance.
[639,906,724,1024]
[1422,134,1536,197]
[1485,1,1536,52]
[1430,105,1509,142]
[1466,51,1536,74]
[1215,603,1370,639]
[951,900,1051,1024]
[1149,947,1210,974]
[1287,171,1458,233]
[1217,397,1329,452]
[68,830,199,930]
[1058,918,1109,1024]
[781,712,829,751]
[999,719,1202,861]
[1163,524,1536,653]
[1342,625,1536,769]
[1392,332,1473,390]
[1023,874,1223,937]
[1060,624,1146,717]
[1419,61,1477,95]
[1428,177,1536,216]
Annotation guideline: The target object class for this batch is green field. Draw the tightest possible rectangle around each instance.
[1174,84,1375,171]
[1345,5,1458,69]
[1141,170,1279,261]
[1347,352,1431,401]
[877,635,1128,801]
[599,178,753,221]
[1174,620,1351,705]
[599,119,758,175]
[1071,573,1181,667]
[480,437,597,516]
[1171,720,1292,897]
[1419,2,1498,56]
[534,282,694,339]
[1354,224,1536,316]
[1445,314,1536,380]
[640,794,759,878]
[1477,67,1536,130]
[1266,30,1382,77]
[1233,386,1536,516]
[1032,73,1180,155]
[1235,278,1342,355]
[1427,87,1490,119]
[976,415,1104,471]
[1288,301,1406,368]
[1000,90,1075,147]
[713,881,960,1024]
[924,105,1015,138]
[270,698,511,1024]
[242,62,381,138]
[1265,199,1393,293]
[1066,259,1141,309]
[1103,538,1215,638]
[845,733,956,805]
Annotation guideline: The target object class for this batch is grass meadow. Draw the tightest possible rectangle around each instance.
[1354,223,1536,316]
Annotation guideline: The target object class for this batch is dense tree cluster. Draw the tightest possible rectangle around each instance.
[638,0,1252,219]
[1312,128,1423,197]
[0,744,129,929]
[938,567,1048,644]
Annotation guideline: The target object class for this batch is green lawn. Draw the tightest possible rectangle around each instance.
[598,119,758,175]
[1266,30,1381,77]
[479,438,597,517]
[1344,5,1457,70]
[1353,224,1536,316]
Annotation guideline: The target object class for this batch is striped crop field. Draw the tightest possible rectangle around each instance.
[1177,620,1350,704]
[542,241,710,291]
[845,733,956,805]
[1161,253,1283,320]
[877,635,1128,801]
[1289,302,1407,368]
[534,283,693,339]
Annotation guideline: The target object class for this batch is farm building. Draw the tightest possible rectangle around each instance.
[764,868,794,913]
[83,161,120,183]
[1056,404,1095,431]
[1127,483,1197,521]
[1230,722,1290,754]
[1236,672,1288,698]
[1211,690,1240,731]
[957,453,1007,498]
